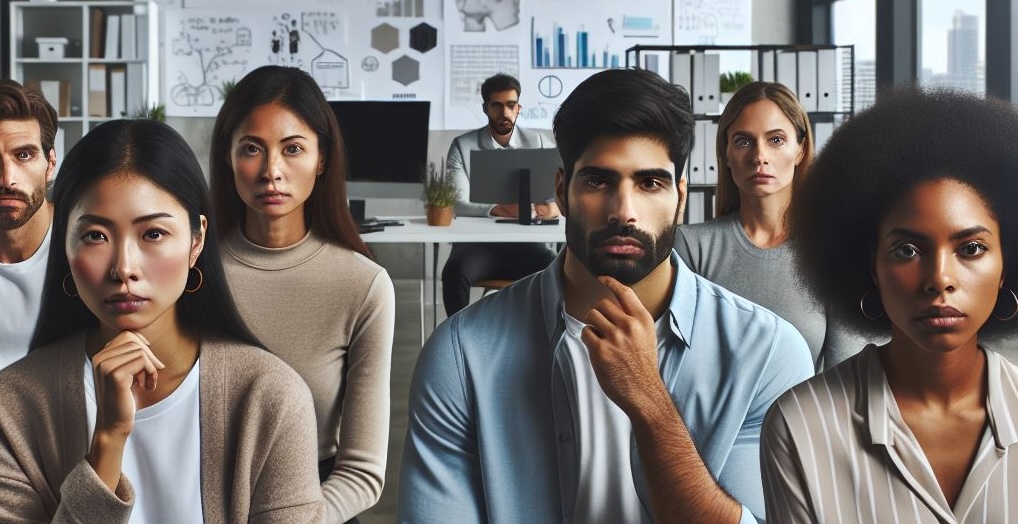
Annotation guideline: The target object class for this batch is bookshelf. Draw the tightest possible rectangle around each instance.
[625,44,856,224]
[8,0,159,158]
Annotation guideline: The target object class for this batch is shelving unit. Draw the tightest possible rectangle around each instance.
[9,0,159,156]
[625,44,855,224]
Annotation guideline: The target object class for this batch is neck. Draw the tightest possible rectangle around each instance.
[0,202,52,264]
[737,194,789,249]
[880,332,987,408]
[489,126,512,148]
[243,212,307,248]
[561,249,675,320]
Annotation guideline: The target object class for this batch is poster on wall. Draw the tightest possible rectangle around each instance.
[673,0,752,75]
[164,2,445,126]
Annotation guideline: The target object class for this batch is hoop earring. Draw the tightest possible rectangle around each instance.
[859,288,884,320]
[184,266,203,294]
[62,273,79,298]
[993,288,1018,322]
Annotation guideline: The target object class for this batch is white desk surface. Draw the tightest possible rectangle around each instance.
[360,216,565,243]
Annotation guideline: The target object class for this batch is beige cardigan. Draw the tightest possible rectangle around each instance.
[0,332,325,523]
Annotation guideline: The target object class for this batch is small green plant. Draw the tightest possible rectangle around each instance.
[423,160,459,208]
[130,103,166,121]
[720,71,754,93]
[216,79,238,101]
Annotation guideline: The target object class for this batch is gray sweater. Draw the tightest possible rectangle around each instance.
[676,212,867,370]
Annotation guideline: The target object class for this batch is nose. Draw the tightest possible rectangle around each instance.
[923,250,957,295]
[752,139,769,166]
[110,241,140,283]
[608,184,639,226]
[0,158,16,188]
[263,151,283,182]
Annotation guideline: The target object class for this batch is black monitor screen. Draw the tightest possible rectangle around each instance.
[330,100,430,184]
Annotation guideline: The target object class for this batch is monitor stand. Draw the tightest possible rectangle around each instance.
[495,168,559,226]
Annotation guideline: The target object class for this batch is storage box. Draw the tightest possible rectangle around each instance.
[36,37,69,59]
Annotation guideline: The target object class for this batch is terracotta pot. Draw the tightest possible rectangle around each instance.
[426,205,454,226]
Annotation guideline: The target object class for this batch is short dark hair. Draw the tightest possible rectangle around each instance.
[553,68,694,186]
[210,66,370,258]
[715,81,813,216]
[31,119,259,349]
[0,79,58,155]
[481,73,521,105]
[791,88,1018,339]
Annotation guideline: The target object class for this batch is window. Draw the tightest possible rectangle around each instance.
[833,0,876,111]
[920,1,985,96]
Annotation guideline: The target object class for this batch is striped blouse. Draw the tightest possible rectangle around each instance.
[761,344,1018,523]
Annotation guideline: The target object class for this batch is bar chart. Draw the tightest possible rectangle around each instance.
[531,18,619,69]
[376,0,425,17]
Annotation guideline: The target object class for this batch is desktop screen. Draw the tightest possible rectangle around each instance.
[330,100,430,198]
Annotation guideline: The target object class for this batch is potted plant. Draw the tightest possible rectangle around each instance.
[130,103,166,121]
[719,71,754,104]
[423,160,458,226]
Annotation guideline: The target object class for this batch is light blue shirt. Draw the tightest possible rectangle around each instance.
[398,251,813,523]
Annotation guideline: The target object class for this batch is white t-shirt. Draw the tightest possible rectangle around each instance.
[0,226,50,369]
[562,311,658,524]
[84,357,203,523]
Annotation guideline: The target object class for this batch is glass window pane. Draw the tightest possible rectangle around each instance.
[920,1,985,96]
[833,0,876,112]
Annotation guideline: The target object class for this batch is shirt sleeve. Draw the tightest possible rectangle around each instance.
[322,271,395,523]
[674,227,700,274]
[53,460,134,523]
[447,136,496,217]
[398,317,487,523]
[760,400,815,523]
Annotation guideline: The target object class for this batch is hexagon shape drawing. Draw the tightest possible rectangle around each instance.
[392,55,420,86]
[371,23,399,54]
[409,23,438,53]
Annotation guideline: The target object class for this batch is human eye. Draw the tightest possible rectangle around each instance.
[583,176,607,190]
[891,243,920,260]
[732,135,751,149]
[640,178,666,191]
[80,230,107,244]
[284,143,304,155]
[143,228,169,241]
[769,135,787,146]
[15,149,36,161]
[239,142,261,157]
[959,241,987,258]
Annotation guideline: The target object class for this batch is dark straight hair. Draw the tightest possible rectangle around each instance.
[209,65,371,258]
[30,119,259,349]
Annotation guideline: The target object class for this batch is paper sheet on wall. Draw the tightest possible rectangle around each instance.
[164,2,445,126]
[443,0,672,130]
[673,0,752,75]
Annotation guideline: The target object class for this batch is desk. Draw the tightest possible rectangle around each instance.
[363,216,565,342]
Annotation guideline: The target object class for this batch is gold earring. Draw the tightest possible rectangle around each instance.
[184,266,203,294]
[62,273,79,298]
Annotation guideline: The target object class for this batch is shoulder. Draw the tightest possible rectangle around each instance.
[201,337,312,401]
[771,345,870,415]
[450,128,482,148]
[677,214,736,244]
[0,335,79,393]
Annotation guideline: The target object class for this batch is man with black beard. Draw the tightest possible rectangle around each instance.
[399,69,813,524]
[441,73,558,316]
[0,80,57,368]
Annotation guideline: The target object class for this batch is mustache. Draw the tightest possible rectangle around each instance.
[588,223,654,247]
[0,188,29,201]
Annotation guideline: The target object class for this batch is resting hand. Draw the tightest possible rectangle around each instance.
[581,276,663,416]
[490,203,521,218]
[534,201,560,219]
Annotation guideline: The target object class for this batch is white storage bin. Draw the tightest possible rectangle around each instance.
[36,37,69,59]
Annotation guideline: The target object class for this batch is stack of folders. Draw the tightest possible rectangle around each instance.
[88,9,146,118]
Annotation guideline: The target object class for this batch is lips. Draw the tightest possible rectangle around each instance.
[915,305,965,329]
[105,293,148,314]
[597,236,645,256]
[257,191,290,204]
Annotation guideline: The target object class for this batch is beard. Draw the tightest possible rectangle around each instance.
[488,115,515,137]
[0,184,47,230]
[566,215,678,285]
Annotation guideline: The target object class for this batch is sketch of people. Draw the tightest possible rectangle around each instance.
[456,0,520,32]
[271,30,281,54]
[289,20,300,54]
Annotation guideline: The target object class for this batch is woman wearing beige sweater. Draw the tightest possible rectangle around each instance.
[0,119,323,522]
[211,66,395,524]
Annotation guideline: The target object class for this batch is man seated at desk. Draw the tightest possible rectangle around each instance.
[442,73,558,316]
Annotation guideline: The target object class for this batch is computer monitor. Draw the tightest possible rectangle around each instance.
[330,100,429,199]
[470,148,562,225]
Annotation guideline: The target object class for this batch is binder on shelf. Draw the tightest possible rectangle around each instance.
[89,8,105,59]
[108,66,127,118]
[54,127,65,169]
[671,52,692,93]
[797,51,818,112]
[125,63,146,117]
[34,80,71,117]
[104,14,120,59]
[689,121,707,185]
[702,53,720,114]
[88,64,108,117]
[817,48,838,112]
[686,191,706,225]
[704,121,719,185]
[814,122,834,153]
[776,51,798,96]
[753,50,775,82]
[120,14,137,60]
[692,53,705,114]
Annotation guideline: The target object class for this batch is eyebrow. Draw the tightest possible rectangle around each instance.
[237,134,309,144]
[730,128,788,136]
[77,212,176,227]
[574,166,675,181]
[885,225,994,241]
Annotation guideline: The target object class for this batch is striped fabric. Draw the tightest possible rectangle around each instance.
[761,344,1018,523]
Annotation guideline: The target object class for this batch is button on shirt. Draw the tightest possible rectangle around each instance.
[762,345,1018,523]
[398,251,813,524]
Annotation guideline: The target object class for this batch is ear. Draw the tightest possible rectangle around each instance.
[554,167,568,218]
[45,148,57,183]
[318,157,325,176]
[190,215,208,267]
[675,173,687,225]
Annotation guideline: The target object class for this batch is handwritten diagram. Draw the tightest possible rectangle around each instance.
[168,15,252,115]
